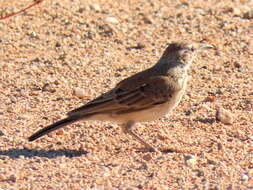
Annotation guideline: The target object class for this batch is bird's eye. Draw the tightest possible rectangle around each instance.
[185,45,194,52]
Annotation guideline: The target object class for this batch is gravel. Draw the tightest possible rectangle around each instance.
[0,0,252,189]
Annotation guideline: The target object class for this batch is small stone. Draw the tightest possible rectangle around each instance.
[143,16,153,24]
[207,159,217,165]
[42,83,56,93]
[31,57,40,63]
[204,96,216,102]
[213,65,222,72]
[28,31,38,38]
[243,10,253,19]
[74,87,86,98]
[201,65,208,69]
[232,8,242,16]
[78,7,86,13]
[54,80,60,85]
[185,109,193,116]
[195,169,204,177]
[216,89,224,95]
[18,113,32,120]
[89,4,101,11]
[62,19,70,25]
[105,17,119,24]
[136,42,146,49]
[8,174,17,182]
[0,130,4,136]
[217,142,223,150]
[234,62,242,68]
[216,107,234,125]
[56,130,64,136]
[184,155,197,166]
[143,154,152,161]
[241,173,249,181]
[55,42,61,48]
[98,24,114,37]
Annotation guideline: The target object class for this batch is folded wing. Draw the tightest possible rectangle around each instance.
[67,76,176,116]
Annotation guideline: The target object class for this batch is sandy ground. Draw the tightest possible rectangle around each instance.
[0,0,253,189]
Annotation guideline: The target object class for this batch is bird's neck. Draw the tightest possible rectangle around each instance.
[155,58,190,87]
[156,58,190,75]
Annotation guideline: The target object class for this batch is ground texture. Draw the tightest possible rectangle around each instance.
[0,0,253,189]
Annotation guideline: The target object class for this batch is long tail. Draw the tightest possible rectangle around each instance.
[28,115,82,142]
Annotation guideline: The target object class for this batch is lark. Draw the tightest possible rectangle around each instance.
[28,42,212,152]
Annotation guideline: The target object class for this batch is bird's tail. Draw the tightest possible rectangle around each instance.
[28,115,82,142]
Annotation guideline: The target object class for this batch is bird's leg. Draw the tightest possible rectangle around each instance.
[121,120,158,152]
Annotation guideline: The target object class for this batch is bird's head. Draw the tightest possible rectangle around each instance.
[160,42,213,69]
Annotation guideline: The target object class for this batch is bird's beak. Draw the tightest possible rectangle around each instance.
[198,43,214,50]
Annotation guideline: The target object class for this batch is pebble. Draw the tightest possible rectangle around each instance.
[8,174,17,182]
[213,65,222,72]
[184,155,197,166]
[232,8,242,16]
[241,173,249,181]
[74,87,86,98]
[56,130,64,136]
[89,4,101,12]
[217,142,223,150]
[143,16,153,24]
[204,96,216,102]
[18,113,32,120]
[42,83,56,93]
[105,17,119,24]
[234,62,242,68]
[185,109,193,116]
[0,130,4,136]
[143,154,152,161]
[28,31,38,38]
[136,42,146,49]
[243,10,253,19]
[216,107,234,125]
[55,42,61,48]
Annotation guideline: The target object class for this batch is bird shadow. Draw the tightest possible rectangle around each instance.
[0,148,88,159]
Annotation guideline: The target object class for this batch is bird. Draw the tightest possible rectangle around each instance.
[28,42,213,152]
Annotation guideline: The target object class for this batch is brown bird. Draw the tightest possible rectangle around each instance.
[28,42,212,152]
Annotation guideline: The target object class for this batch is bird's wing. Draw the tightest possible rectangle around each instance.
[67,76,176,116]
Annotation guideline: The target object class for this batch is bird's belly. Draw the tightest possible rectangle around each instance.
[112,90,185,123]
